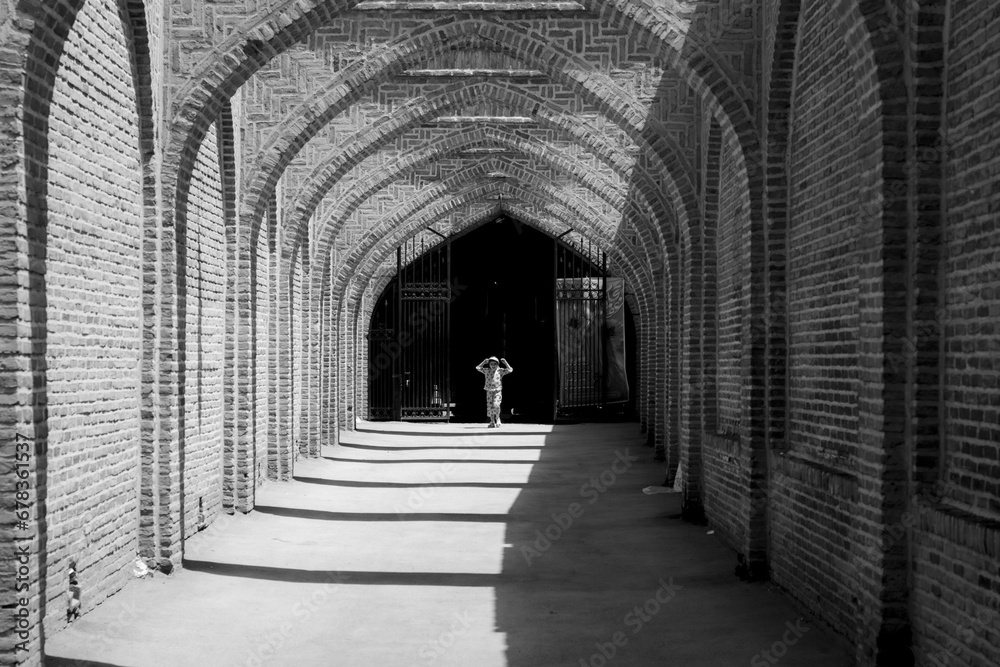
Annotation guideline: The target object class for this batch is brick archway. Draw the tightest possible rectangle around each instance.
[163,0,753,227]
[308,128,662,279]
[338,203,657,432]
[2,0,157,661]
[321,173,665,438]
[242,20,701,264]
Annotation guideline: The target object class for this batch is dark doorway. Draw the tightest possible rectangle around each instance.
[367,217,637,424]
[449,218,555,422]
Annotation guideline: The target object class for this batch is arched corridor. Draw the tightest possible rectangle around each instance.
[1,1,998,666]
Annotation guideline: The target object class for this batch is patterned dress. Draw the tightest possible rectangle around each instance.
[477,362,512,423]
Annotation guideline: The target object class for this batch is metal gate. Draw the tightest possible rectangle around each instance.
[368,283,397,420]
[554,237,607,418]
[368,236,452,421]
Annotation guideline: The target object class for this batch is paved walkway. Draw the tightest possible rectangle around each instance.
[46,422,851,666]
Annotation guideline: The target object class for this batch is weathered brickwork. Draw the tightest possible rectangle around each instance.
[786,0,862,465]
[715,132,750,434]
[182,122,226,537]
[291,248,305,454]
[3,1,1000,666]
[939,0,1000,519]
[912,503,1000,667]
[908,2,1000,665]
[770,455,859,633]
[41,0,143,636]
[767,0,867,644]
[254,194,271,491]
[702,122,759,559]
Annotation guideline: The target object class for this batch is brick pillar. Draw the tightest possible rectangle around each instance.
[665,258,681,483]
[701,121,721,446]
[338,293,351,433]
[218,103,245,513]
[330,286,340,443]
[640,294,651,437]
[636,307,648,435]
[266,193,285,480]
[741,127,769,578]
[680,237,706,522]
[849,7,913,664]
[317,281,329,447]
[234,201,256,513]
[277,245,294,475]
[652,264,668,461]
[762,0,797,583]
[2,10,49,662]
[332,295,349,432]
[304,260,323,458]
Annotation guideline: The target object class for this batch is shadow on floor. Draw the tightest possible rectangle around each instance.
[42,422,851,666]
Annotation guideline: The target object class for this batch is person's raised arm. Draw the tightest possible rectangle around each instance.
[500,358,512,373]
[476,358,489,372]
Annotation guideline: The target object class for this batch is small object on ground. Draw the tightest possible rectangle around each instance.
[133,557,151,579]
[642,485,678,495]
[706,530,715,535]
[67,562,81,621]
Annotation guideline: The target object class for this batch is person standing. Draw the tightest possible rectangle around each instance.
[476,356,513,427]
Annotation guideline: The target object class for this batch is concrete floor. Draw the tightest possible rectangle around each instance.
[46,422,852,666]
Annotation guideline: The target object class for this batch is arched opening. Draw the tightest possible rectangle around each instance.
[368,216,636,424]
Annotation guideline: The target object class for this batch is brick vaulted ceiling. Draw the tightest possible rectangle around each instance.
[165,0,761,315]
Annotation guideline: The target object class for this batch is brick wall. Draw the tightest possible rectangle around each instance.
[702,123,757,564]
[938,0,1000,522]
[786,0,862,466]
[6,2,1000,666]
[182,121,226,536]
[909,2,1000,665]
[769,0,866,642]
[715,133,750,435]
[0,3,30,658]
[42,0,143,634]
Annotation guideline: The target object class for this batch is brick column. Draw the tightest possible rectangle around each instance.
[680,237,707,522]
[1,9,49,663]
[762,0,797,576]
[740,130,769,578]
[304,260,322,458]
[277,244,294,475]
[266,193,285,480]
[665,257,681,482]
[651,263,667,460]
[843,5,912,664]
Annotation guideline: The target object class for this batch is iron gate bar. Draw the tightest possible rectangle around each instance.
[554,236,606,418]
[397,236,451,421]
